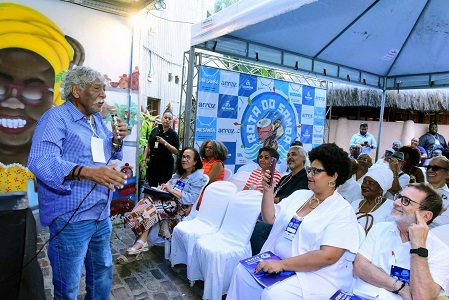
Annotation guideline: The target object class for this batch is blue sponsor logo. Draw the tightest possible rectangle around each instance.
[240,91,297,162]
[198,102,216,109]
[217,95,238,119]
[218,128,238,134]
[239,75,257,97]
[301,125,313,144]
[302,113,313,119]
[223,142,236,164]
[221,80,238,88]
[199,66,220,93]
[302,86,315,106]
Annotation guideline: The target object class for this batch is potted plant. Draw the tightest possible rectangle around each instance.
[138,107,159,196]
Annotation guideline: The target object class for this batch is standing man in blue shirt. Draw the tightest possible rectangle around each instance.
[349,121,377,155]
[28,67,128,299]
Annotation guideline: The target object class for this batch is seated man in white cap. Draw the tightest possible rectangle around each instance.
[374,148,394,168]
[385,152,410,200]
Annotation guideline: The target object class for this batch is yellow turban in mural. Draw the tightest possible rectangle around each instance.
[0,3,74,105]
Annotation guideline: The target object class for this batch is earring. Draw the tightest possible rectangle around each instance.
[328,181,336,188]
[376,194,383,204]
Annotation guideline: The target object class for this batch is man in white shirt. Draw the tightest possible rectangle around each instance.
[425,156,449,228]
[353,183,449,299]
[349,122,377,155]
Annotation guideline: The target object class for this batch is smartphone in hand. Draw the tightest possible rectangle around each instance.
[157,123,163,135]
[267,157,277,187]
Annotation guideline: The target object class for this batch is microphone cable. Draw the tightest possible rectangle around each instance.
[0,147,120,284]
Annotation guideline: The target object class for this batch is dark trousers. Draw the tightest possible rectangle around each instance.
[250,221,273,256]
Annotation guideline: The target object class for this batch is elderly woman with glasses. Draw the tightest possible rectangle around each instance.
[227,143,360,299]
[118,147,208,263]
[425,156,449,228]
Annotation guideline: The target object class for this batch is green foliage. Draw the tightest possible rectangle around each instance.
[138,110,159,178]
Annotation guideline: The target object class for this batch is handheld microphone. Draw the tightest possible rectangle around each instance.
[109,107,121,140]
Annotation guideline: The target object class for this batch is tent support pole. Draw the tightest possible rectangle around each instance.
[183,46,195,148]
[376,79,387,161]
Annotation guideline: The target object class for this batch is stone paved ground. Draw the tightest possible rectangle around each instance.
[37,223,205,300]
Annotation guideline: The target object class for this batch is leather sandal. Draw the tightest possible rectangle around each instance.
[126,239,149,255]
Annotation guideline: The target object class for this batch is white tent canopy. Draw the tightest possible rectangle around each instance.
[191,0,449,90]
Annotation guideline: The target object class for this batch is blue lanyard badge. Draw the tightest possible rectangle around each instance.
[173,180,185,192]
[390,265,410,284]
[283,216,302,241]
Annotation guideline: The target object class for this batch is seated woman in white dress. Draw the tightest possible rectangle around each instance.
[227,143,360,299]
[351,166,394,234]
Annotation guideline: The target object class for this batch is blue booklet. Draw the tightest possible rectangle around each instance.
[239,251,295,288]
[329,290,371,300]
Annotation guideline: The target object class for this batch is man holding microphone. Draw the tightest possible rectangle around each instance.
[28,67,128,299]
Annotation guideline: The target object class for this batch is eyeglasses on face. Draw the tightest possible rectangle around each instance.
[394,194,420,206]
[205,146,213,150]
[425,165,448,172]
[181,155,192,161]
[306,166,326,176]
[0,81,53,106]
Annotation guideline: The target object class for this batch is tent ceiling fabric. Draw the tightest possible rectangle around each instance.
[191,0,449,90]
[60,0,156,16]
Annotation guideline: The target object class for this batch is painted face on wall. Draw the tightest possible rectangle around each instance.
[0,48,54,147]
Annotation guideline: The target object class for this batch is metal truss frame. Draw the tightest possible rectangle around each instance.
[178,48,331,148]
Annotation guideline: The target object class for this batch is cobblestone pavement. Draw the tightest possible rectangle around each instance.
[37,223,205,300]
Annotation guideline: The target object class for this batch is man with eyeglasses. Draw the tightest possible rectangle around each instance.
[425,156,449,228]
[419,122,448,158]
[250,145,309,255]
[349,122,377,155]
[352,183,449,299]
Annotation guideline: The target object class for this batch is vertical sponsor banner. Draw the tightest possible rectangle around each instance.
[195,66,326,172]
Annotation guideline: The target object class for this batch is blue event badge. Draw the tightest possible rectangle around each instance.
[173,180,186,192]
[283,216,302,241]
[390,265,410,284]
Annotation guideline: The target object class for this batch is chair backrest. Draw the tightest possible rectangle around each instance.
[196,181,238,227]
[218,190,262,245]
[227,171,251,191]
[430,224,449,246]
[185,174,210,220]
[236,163,259,173]
[223,168,233,180]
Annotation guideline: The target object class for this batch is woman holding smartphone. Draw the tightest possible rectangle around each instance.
[243,146,282,193]
[141,108,180,186]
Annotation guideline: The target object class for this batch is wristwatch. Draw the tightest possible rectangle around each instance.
[410,247,428,257]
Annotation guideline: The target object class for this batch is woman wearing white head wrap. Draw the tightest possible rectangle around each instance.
[351,166,395,233]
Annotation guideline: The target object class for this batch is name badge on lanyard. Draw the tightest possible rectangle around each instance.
[173,180,185,192]
[91,136,106,163]
[390,265,410,284]
[283,216,302,241]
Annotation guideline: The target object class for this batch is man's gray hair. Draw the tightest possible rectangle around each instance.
[61,67,104,100]
[290,145,307,157]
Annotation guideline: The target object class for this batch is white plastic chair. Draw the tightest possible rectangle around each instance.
[188,190,263,300]
[236,163,259,173]
[223,168,233,180]
[170,181,238,267]
[164,174,209,259]
[431,224,449,246]
[227,171,251,191]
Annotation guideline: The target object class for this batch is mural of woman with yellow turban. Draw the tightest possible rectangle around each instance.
[0,2,84,199]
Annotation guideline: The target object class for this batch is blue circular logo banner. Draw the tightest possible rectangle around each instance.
[240,91,298,161]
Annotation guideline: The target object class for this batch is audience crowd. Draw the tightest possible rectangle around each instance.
[33,103,449,299]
